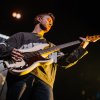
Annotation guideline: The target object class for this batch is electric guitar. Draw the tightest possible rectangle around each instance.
[3,35,100,76]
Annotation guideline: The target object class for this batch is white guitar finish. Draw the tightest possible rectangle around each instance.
[19,43,49,52]
[4,43,54,75]
[5,59,54,76]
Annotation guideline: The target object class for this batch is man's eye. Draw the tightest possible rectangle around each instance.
[49,23,53,26]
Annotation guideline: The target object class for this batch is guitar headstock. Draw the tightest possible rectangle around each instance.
[86,35,100,42]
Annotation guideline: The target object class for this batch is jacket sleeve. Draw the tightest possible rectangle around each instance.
[0,43,13,60]
[57,46,88,69]
[0,32,23,60]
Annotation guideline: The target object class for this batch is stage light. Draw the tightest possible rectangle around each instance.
[12,12,21,19]
[12,12,17,17]
[16,13,21,19]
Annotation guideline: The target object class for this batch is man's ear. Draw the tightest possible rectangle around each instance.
[36,16,42,23]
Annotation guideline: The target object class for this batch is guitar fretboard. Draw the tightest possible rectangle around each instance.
[39,40,81,54]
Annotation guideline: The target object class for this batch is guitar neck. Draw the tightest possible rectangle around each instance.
[39,40,81,54]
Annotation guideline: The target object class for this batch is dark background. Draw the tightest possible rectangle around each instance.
[0,0,100,100]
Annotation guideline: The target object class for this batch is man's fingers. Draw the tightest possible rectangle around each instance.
[13,48,23,53]
[11,48,24,62]
[12,57,22,62]
[12,51,24,57]
[12,49,24,57]
[11,53,23,59]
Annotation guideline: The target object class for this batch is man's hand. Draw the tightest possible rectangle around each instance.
[11,48,24,62]
[79,37,89,49]
[86,35,100,42]
[80,35,100,49]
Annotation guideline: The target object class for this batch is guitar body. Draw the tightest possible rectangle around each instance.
[4,43,54,76]
[4,58,53,76]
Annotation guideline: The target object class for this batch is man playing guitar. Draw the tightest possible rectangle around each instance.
[0,12,99,100]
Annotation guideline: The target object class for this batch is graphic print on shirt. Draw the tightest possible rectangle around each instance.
[20,42,58,63]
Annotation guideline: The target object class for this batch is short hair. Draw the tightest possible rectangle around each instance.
[34,12,55,24]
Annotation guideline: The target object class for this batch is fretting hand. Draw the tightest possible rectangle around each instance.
[80,35,100,48]
[86,35,100,42]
